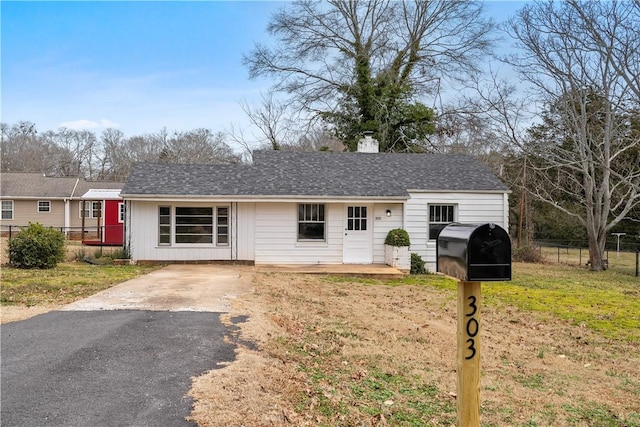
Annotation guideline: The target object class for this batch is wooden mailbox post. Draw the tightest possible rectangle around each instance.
[437,223,511,427]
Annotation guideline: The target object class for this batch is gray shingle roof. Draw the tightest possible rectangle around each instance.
[0,173,124,198]
[121,151,508,199]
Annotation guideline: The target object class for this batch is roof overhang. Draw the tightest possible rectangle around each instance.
[0,196,70,200]
[407,189,511,194]
[120,194,409,203]
[82,189,122,200]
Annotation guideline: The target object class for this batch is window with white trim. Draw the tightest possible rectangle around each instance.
[175,207,213,244]
[158,206,230,246]
[217,207,229,245]
[38,200,51,213]
[298,203,325,241]
[1,200,14,220]
[159,206,171,245]
[429,204,456,240]
[81,201,102,218]
[118,202,125,223]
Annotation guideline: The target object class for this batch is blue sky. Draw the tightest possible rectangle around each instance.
[1,1,525,142]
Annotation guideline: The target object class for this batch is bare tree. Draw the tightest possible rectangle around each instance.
[42,128,96,178]
[505,0,640,270]
[0,122,58,174]
[228,92,314,161]
[165,129,239,164]
[95,128,127,180]
[293,127,345,152]
[244,0,496,151]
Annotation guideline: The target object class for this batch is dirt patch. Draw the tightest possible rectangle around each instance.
[189,273,640,426]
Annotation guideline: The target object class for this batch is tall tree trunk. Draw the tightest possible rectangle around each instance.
[586,221,608,271]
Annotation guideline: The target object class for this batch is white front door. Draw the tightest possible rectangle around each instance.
[343,205,373,264]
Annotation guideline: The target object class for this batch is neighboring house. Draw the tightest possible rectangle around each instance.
[121,136,510,270]
[0,173,124,243]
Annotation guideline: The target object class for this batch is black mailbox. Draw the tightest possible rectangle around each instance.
[437,223,511,281]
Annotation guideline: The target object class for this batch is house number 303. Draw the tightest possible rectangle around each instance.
[465,295,479,360]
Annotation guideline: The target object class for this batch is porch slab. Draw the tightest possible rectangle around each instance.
[255,263,406,279]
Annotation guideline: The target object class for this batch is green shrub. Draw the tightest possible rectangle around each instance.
[512,244,542,263]
[8,223,66,269]
[410,252,427,274]
[385,228,410,247]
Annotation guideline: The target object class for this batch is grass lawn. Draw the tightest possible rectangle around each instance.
[401,261,640,341]
[1,262,160,306]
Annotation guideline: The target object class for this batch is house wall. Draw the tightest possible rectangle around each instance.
[405,192,508,271]
[125,195,507,267]
[252,202,405,265]
[372,203,404,263]
[128,201,233,262]
[0,199,66,229]
[234,202,255,261]
[69,200,100,229]
[254,202,343,264]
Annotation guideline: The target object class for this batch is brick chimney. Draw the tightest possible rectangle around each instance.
[357,132,379,153]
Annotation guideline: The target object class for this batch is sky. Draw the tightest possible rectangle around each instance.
[1,1,525,148]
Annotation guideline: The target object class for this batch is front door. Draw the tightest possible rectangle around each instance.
[343,205,373,264]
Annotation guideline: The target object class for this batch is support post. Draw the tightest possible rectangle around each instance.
[457,280,481,427]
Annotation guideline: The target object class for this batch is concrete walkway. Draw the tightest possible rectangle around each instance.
[62,264,255,312]
[60,263,403,314]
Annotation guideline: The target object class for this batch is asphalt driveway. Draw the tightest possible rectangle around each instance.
[1,265,254,427]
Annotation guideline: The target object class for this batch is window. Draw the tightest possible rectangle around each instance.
[429,204,455,240]
[217,207,229,245]
[1,200,14,220]
[38,201,51,213]
[159,206,171,245]
[158,206,230,246]
[347,206,367,231]
[175,207,213,244]
[81,201,102,218]
[118,203,125,223]
[298,203,325,240]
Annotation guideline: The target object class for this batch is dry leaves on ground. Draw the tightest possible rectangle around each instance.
[189,273,640,426]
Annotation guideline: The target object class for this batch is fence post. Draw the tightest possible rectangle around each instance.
[636,250,639,278]
[579,248,582,266]
[9,225,12,239]
[557,246,560,263]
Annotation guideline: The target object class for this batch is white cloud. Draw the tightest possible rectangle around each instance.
[99,118,120,128]
[58,118,120,130]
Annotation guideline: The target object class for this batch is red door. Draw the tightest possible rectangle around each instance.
[103,200,124,245]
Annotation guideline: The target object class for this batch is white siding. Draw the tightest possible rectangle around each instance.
[127,194,507,267]
[254,202,404,265]
[235,202,255,261]
[405,192,508,271]
[254,202,343,264]
[129,201,232,262]
[372,203,404,264]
